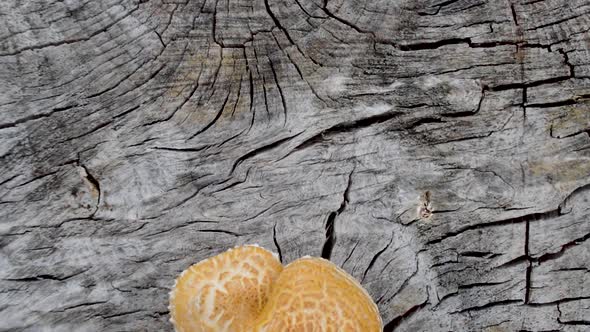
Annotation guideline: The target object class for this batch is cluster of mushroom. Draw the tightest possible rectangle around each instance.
[169,245,382,331]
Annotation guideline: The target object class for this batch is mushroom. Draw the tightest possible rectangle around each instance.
[169,245,283,332]
[253,257,382,331]
[169,246,382,331]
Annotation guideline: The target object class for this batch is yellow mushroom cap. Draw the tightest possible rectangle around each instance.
[253,256,383,332]
[169,245,283,332]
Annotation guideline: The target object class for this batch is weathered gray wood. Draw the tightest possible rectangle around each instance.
[1,0,589,331]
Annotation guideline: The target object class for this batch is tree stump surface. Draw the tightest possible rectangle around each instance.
[1,0,590,330]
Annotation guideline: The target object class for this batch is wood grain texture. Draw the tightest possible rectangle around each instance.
[1,0,589,331]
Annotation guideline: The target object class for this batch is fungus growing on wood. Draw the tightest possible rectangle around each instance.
[253,256,382,331]
[169,245,283,332]
[169,246,382,331]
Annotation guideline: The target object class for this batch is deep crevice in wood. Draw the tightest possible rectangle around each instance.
[383,300,429,332]
[321,170,353,260]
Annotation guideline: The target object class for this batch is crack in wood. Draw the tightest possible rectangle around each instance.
[78,163,101,217]
[272,221,283,263]
[321,169,353,260]
[383,298,429,332]
[361,230,394,283]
